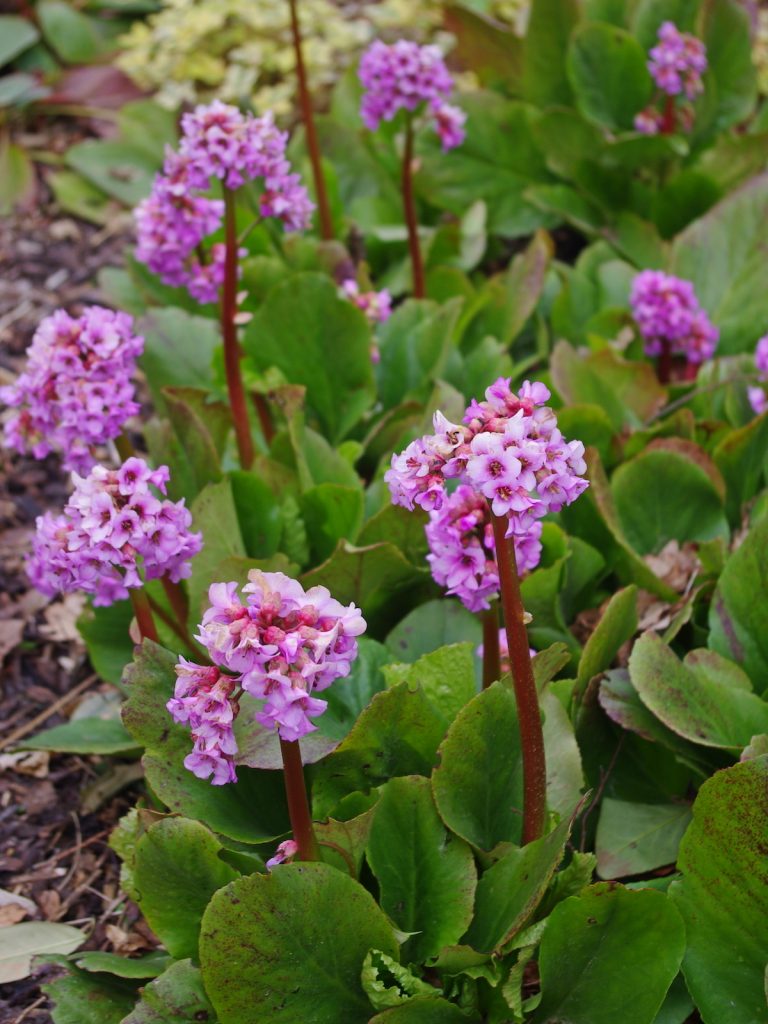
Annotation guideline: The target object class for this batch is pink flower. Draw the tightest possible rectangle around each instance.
[631,270,718,364]
[359,40,465,150]
[749,335,768,415]
[266,839,299,869]
[649,22,707,99]
[0,308,143,474]
[168,659,239,785]
[340,279,392,325]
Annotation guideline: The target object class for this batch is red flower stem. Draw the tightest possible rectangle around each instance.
[288,0,334,241]
[161,575,189,625]
[490,512,546,844]
[279,738,318,861]
[130,588,159,643]
[683,359,698,382]
[146,593,202,654]
[658,339,672,385]
[481,605,500,690]
[401,115,425,299]
[251,392,274,446]
[661,94,676,134]
[222,188,255,470]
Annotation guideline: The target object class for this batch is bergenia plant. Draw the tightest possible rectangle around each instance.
[359,39,466,298]
[748,335,768,415]
[387,377,588,841]
[634,21,707,134]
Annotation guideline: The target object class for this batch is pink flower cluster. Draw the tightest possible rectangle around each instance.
[1,307,143,474]
[649,21,707,99]
[748,335,768,416]
[359,40,466,150]
[170,572,365,781]
[266,839,299,869]
[27,457,202,606]
[340,280,392,325]
[385,379,588,530]
[426,484,542,612]
[630,270,718,365]
[167,660,239,785]
[135,101,313,302]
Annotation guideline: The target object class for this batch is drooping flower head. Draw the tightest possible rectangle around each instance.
[27,457,202,606]
[748,334,768,416]
[1,307,143,474]
[266,839,299,869]
[167,659,239,785]
[359,40,466,150]
[135,101,313,302]
[169,571,366,781]
[385,379,588,529]
[425,484,542,612]
[649,22,707,99]
[630,270,718,365]
[340,279,392,325]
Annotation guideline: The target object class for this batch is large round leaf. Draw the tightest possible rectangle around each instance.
[531,884,685,1024]
[199,862,398,1024]
[670,757,768,1024]
[366,776,476,963]
[431,681,523,851]
[611,446,728,555]
[567,23,653,131]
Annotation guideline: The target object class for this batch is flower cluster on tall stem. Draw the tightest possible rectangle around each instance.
[748,335,768,415]
[168,570,366,860]
[1,307,143,474]
[386,378,588,842]
[630,270,718,383]
[358,40,465,298]
[634,22,707,135]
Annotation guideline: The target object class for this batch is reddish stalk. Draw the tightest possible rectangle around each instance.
[401,116,425,299]
[481,605,501,690]
[279,738,318,861]
[490,512,547,844]
[683,360,698,382]
[222,188,255,469]
[251,391,274,446]
[161,576,189,625]
[661,94,676,134]
[130,588,159,643]
[658,339,673,384]
[288,0,334,240]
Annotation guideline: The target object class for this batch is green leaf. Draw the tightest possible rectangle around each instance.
[138,309,219,408]
[122,642,289,842]
[376,298,462,409]
[245,273,374,443]
[708,515,768,689]
[531,884,686,1024]
[611,444,728,555]
[133,818,239,960]
[416,93,556,238]
[187,477,245,621]
[300,483,364,563]
[465,811,574,953]
[523,0,580,105]
[596,799,692,879]
[670,175,768,355]
[542,690,585,817]
[368,997,473,1022]
[670,757,768,1024]
[200,862,398,1024]
[698,0,757,135]
[320,637,390,742]
[651,974,695,1024]
[230,469,283,559]
[77,600,134,686]
[367,776,476,962]
[159,387,229,501]
[432,681,523,851]
[362,949,436,1010]
[65,141,158,206]
[0,139,35,215]
[43,964,138,1024]
[445,3,523,92]
[299,540,428,634]
[713,412,768,526]
[19,718,140,755]
[37,1,105,62]
[575,585,637,699]
[382,643,477,730]
[70,951,170,979]
[311,681,445,818]
[385,600,481,663]
[0,15,39,67]
[358,504,429,567]
[0,923,83,984]
[48,170,111,225]
[628,632,768,749]
[121,959,215,1024]
[567,23,653,131]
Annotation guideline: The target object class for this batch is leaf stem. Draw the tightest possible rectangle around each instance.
[288,0,334,241]
[279,737,318,861]
[401,115,425,299]
[481,604,500,690]
[490,512,546,844]
[130,588,159,643]
[222,187,255,469]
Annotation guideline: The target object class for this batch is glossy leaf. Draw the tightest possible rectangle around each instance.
[200,863,398,1024]
[568,23,653,130]
[0,15,39,67]
[382,643,477,729]
[575,585,637,698]
[122,959,216,1024]
[43,964,138,1024]
[596,799,692,879]
[19,718,140,756]
[385,600,481,663]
